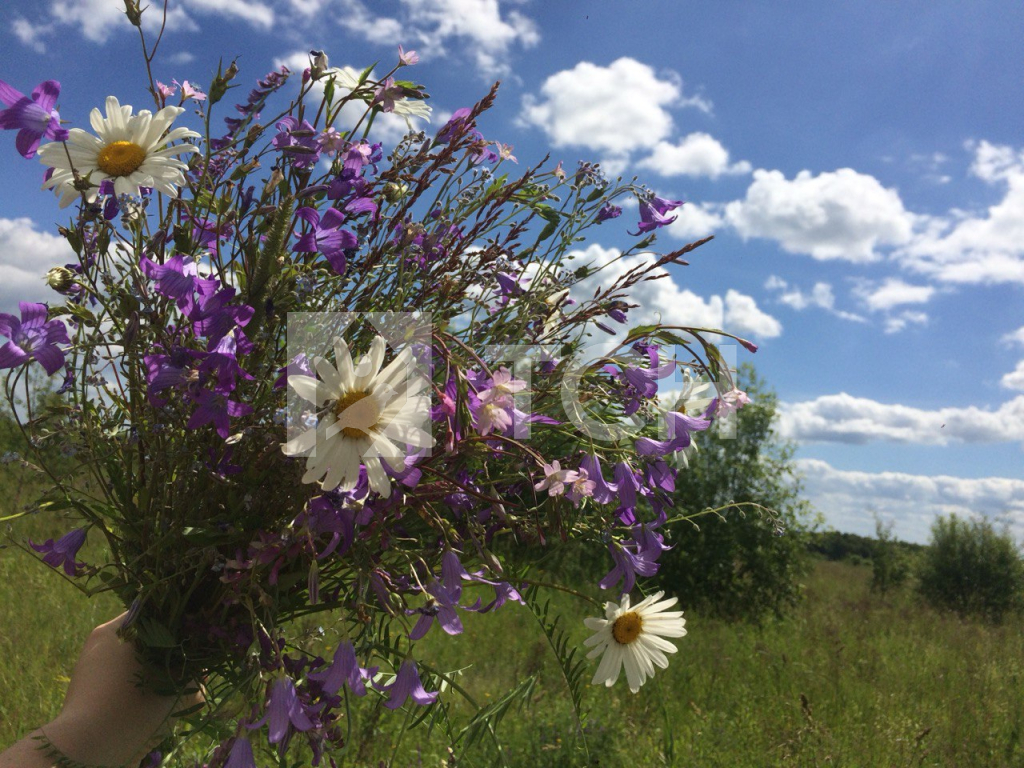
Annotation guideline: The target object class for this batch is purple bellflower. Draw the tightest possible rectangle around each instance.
[293,206,357,275]
[224,736,256,768]
[579,453,618,505]
[309,641,378,697]
[375,661,439,710]
[630,195,684,235]
[0,79,68,158]
[0,302,70,375]
[30,527,87,576]
[266,677,315,744]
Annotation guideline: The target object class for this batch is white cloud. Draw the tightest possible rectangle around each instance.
[853,277,935,312]
[898,141,1024,284]
[764,276,866,323]
[723,290,782,338]
[50,0,197,43]
[796,458,1024,544]
[1003,326,1024,348]
[184,0,274,28]
[0,218,76,315]
[15,0,279,46]
[778,392,1024,446]
[567,244,781,340]
[1002,361,1024,392]
[520,58,705,167]
[665,203,723,240]
[882,309,928,334]
[333,0,538,78]
[12,17,47,53]
[725,168,914,262]
[637,133,751,179]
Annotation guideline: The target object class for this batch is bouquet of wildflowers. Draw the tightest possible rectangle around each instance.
[0,6,757,765]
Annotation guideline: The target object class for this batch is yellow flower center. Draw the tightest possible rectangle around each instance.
[611,611,643,645]
[96,141,147,177]
[333,390,380,438]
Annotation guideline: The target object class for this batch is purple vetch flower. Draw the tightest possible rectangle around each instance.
[408,578,463,640]
[224,736,256,768]
[293,206,357,275]
[375,661,439,710]
[596,203,622,223]
[0,79,68,159]
[0,302,70,375]
[309,642,378,697]
[30,527,87,576]
[629,195,685,235]
[534,460,578,497]
[266,677,315,744]
[646,459,676,494]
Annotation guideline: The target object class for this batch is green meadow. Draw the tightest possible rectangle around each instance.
[3,489,1024,767]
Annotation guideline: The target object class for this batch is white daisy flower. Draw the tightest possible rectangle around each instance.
[280,334,433,498]
[583,590,687,693]
[38,96,199,207]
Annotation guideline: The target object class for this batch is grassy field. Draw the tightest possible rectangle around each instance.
[3,487,1024,768]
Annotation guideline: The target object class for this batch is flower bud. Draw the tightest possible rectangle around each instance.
[382,182,408,203]
[208,58,240,107]
[45,266,75,293]
[123,0,143,26]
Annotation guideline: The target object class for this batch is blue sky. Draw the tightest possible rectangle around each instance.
[1,0,1022,543]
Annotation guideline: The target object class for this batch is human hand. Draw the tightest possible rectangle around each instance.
[0,613,202,768]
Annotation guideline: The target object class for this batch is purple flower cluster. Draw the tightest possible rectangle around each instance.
[141,255,255,438]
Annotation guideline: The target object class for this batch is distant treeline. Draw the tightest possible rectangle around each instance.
[807,530,924,562]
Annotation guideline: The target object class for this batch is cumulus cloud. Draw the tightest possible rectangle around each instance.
[331,0,538,78]
[724,168,914,262]
[1002,361,1024,392]
[853,277,935,312]
[519,58,708,169]
[797,458,1024,544]
[898,141,1024,284]
[764,276,866,323]
[12,0,284,46]
[665,203,724,240]
[778,392,1024,446]
[0,218,75,315]
[12,17,47,53]
[567,244,781,340]
[1003,326,1024,348]
[637,133,751,179]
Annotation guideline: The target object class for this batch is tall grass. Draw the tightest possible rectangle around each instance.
[4,488,1023,767]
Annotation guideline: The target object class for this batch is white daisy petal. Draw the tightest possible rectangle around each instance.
[39,94,197,203]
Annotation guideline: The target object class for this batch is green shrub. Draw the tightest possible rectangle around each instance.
[658,366,815,622]
[916,514,1024,621]
[871,517,911,594]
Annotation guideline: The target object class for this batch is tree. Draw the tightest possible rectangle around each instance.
[871,516,911,594]
[658,365,815,622]
[916,514,1024,621]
